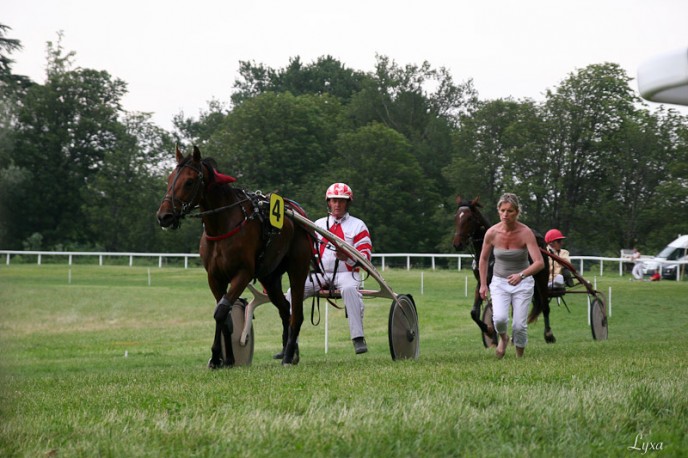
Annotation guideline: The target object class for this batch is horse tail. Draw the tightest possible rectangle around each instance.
[528,255,550,324]
[528,279,545,324]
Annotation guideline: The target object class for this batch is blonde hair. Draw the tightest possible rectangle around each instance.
[497,193,520,212]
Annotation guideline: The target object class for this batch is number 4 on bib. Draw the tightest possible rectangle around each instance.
[269,194,284,229]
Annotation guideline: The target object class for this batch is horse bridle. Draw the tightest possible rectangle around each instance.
[161,159,207,222]
[161,159,253,225]
[455,204,485,259]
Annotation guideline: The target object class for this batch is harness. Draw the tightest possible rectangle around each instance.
[197,190,270,242]
[161,158,298,272]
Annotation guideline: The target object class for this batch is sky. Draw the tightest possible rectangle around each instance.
[5,0,688,131]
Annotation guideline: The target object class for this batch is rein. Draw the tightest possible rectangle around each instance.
[162,158,262,241]
[199,190,266,241]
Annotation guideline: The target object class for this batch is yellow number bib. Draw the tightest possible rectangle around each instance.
[269,194,284,229]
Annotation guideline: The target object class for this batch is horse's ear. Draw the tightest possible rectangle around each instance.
[472,196,481,207]
[455,195,462,205]
[175,144,184,164]
[192,145,202,162]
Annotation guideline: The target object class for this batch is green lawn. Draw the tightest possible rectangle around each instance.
[1,264,686,457]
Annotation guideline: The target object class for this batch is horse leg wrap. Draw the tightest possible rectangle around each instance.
[214,296,233,325]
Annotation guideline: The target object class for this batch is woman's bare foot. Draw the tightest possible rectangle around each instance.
[496,333,509,359]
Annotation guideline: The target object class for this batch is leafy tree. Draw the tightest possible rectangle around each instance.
[171,99,229,147]
[8,33,127,249]
[348,56,477,182]
[349,56,477,130]
[3,37,687,257]
[541,63,639,253]
[0,23,31,89]
[633,107,688,251]
[445,99,526,207]
[231,55,366,107]
[0,24,34,246]
[328,123,438,253]
[205,91,344,214]
[498,100,552,232]
[346,56,478,245]
[81,112,177,251]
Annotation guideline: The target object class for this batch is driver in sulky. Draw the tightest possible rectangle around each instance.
[544,229,575,289]
[285,183,373,355]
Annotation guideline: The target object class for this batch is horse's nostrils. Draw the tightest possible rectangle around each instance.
[157,213,177,229]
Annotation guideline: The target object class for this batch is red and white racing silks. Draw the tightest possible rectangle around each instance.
[316,213,372,272]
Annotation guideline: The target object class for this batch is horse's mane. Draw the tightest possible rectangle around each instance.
[457,200,482,210]
[189,156,236,186]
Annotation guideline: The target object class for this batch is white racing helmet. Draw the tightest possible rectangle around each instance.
[325,183,353,201]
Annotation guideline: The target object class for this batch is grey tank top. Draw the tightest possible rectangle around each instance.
[493,248,529,278]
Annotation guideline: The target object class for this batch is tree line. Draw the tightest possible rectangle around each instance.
[1,25,687,257]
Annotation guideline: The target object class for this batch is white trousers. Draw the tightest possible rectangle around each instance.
[632,263,644,280]
[489,275,534,348]
[548,274,564,289]
[287,270,365,339]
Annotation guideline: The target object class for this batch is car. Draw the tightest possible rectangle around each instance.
[642,235,688,280]
[660,257,687,280]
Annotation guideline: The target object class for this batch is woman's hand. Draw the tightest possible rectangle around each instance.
[507,273,523,286]
[479,284,489,299]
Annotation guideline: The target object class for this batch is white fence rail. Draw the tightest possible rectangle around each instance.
[2,250,685,279]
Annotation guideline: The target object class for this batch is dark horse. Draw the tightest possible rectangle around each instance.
[156,146,314,367]
[452,196,556,344]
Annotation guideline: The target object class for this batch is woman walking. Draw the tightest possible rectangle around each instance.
[478,193,544,358]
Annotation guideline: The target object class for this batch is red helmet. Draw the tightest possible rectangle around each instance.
[325,183,353,201]
[545,229,566,244]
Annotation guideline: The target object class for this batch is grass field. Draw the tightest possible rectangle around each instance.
[1,264,686,457]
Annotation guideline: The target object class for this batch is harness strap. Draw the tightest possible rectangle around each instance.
[311,295,320,326]
[205,220,247,241]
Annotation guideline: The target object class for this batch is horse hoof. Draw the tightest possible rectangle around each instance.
[544,331,556,344]
[207,358,223,369]
[281,354,300,366]
[483,332,497,348]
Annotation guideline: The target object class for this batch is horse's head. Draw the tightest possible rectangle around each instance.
[156,145,208,229]
[452,196,485,251]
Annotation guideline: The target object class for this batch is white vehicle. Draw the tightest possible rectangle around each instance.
[642,235,688,279]
[637,47,688,106]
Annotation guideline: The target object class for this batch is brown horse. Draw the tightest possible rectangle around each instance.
[156,145,314,367]
[452,196,555,344]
